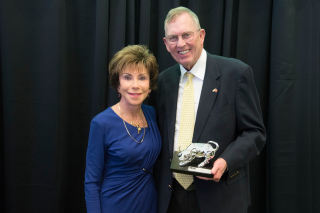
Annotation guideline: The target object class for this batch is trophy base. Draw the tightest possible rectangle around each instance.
[170,151,214,178]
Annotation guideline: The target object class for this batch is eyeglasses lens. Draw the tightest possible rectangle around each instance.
[167,31,194,44]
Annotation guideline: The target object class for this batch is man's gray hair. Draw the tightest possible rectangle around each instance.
[164,6,201,35]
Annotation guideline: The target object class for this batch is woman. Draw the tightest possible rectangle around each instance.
[84,45,161,213]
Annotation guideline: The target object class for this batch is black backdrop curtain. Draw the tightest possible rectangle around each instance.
[0,0,319,212]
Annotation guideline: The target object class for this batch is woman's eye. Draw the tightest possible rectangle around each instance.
[124,76,131,80]
[140,76,146,80]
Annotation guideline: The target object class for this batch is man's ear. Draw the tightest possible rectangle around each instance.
[199,29,206,45]
[163,37,171,53]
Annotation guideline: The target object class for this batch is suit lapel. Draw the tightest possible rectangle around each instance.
[165,66,180,158]
[193,54,220,143]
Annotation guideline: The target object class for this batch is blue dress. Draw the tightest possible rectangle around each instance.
[85,104,161,213]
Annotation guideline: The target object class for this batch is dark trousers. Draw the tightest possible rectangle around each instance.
[167,178,201,213]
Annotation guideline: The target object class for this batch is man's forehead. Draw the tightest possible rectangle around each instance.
[168,12,191,23]
[165,13,197,34]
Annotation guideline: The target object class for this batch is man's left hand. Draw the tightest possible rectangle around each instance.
[196,158,227,182]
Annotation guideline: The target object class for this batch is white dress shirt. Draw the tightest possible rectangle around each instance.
[174,49,207,153]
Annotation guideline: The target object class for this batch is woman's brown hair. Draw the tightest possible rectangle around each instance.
[109,45,158,90]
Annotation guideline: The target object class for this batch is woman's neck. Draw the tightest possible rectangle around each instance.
[118,101,142,121]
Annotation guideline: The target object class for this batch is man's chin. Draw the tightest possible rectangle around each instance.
[176,58,189,66]
[180,62,193,70]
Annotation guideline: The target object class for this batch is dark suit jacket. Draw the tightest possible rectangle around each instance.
[155,52,266,213]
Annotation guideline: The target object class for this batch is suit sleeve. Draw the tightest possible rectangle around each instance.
[219,66,266,176]
[154,76,162,125]
[84,120,105,213]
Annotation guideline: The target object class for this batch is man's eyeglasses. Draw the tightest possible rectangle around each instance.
[165,29,200,45]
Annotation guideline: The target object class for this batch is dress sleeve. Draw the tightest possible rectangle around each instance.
[84,120,105,213]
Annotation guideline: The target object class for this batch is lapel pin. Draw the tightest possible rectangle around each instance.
[212,88,218,93]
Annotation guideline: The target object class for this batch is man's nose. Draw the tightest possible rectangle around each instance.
[176,36,186,47]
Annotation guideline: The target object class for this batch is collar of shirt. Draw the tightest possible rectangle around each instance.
[179,48,207,83]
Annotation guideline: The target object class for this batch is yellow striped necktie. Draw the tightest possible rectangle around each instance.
[176,72,195,189]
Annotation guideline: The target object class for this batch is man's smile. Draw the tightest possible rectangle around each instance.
[178,49,190,55]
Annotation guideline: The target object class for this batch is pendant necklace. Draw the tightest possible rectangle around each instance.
[130,121,141,134]
[118,103,145,143]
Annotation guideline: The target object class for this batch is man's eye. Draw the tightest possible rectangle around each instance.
[183,33,191,38]
[169,36,178,42]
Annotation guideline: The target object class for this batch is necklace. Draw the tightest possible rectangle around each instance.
[118,103,145,143]
[130,121,141,134]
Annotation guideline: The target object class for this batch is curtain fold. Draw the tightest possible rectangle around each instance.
[268,1,320,212]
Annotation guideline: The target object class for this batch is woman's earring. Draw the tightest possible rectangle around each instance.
[118,92,121,97]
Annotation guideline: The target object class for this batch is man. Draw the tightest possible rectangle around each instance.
[156,6,266,213]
